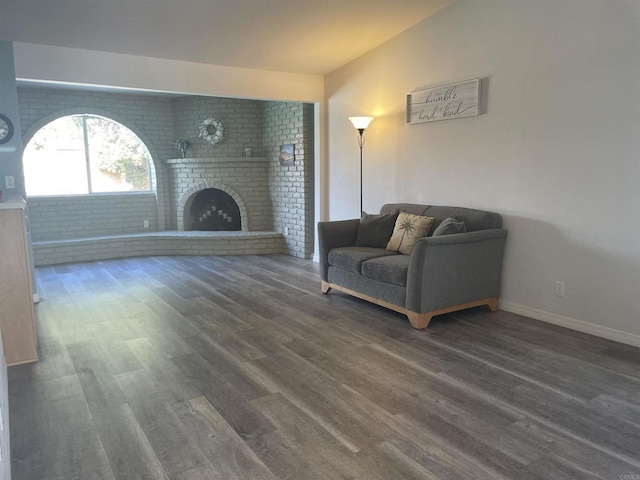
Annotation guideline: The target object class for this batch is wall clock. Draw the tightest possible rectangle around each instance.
[0,114,14,145]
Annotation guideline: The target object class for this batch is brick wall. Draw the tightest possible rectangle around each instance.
[263,102,314,258]
[17,86,315,260]
[165,97,270,229]
[28,193,158,241]
[17,86,175,230]
[171,97,264,158]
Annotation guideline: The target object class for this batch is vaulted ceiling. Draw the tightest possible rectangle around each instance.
[0,0,452,75]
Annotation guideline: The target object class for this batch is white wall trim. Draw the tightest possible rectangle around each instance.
[501,301,640,348]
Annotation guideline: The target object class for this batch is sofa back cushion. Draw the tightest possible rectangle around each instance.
[425,206,502,231]
[432,216,468,236]
[380,203,429,216]
[356,210,399,248]
[381,204,502,232]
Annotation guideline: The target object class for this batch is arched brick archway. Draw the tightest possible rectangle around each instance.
[21,108,166,228]
[178,180,249,231]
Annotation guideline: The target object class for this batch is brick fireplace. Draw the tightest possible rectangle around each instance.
[166,157,272,232]
[186,188,242,231]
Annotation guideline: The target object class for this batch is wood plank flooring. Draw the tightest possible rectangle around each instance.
[9,254,640,479]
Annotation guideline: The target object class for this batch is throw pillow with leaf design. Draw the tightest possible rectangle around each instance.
[386,212,434,255]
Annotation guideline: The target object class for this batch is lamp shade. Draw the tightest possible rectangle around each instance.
[348,116,374,130]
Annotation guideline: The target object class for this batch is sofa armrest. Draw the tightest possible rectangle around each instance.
[317,219,360,281]
[406,229,508,313]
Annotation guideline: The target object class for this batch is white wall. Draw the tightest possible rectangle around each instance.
[325,0,640,342]
[12,42,324,103]
[0,41,26,197]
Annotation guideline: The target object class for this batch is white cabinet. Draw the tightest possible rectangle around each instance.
[0,333,10,480]
[0,201,38,366]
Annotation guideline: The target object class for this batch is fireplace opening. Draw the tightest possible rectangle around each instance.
[187,188,241,231]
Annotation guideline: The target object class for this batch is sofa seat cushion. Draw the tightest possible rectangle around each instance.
[362,254,411,287]
[328,247,398,274]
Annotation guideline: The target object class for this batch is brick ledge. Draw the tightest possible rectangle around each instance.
[32,231,284,266]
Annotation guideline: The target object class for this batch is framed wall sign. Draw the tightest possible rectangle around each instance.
[407,78,480,124]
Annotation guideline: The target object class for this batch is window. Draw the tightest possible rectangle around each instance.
[23,114,153,196]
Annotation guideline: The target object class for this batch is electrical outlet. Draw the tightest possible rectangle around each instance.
[555,280,565,297]
[284,226,290,236]
[143,220,150,228]
[5,176,15,189]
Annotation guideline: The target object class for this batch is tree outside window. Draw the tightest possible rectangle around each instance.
[23,114,153,196]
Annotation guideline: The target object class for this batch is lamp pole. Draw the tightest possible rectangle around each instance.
[348,116,374,216]
[356,128,365,214]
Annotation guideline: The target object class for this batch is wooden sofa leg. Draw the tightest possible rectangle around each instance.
[487,297,499,312]
[321,281,332,294]
[407,311,434,330]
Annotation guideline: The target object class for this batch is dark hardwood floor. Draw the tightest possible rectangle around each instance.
[9,255,640,479]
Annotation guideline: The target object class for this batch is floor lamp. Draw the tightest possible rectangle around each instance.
[348,116,374,214]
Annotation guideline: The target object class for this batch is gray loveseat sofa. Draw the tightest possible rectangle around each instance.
[318,203,508,329]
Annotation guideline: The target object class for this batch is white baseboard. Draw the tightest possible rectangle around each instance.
[500,301,640,348]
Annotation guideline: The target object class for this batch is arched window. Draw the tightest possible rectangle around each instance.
[23,114,153,196]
